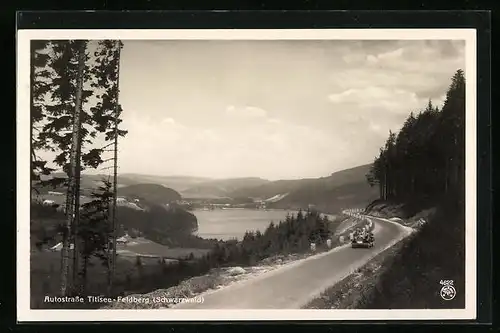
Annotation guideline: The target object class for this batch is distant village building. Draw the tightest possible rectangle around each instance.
[117,234,130,245]
[50,242,74,251]
[48,191,64,196]
[42,199,55,206]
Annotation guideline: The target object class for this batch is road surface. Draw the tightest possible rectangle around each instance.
[174,213,411,309]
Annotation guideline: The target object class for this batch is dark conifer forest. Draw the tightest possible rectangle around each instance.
[366,69,465,211]
[362,69,466,309]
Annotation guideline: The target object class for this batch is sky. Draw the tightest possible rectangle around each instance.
[40,39,466,181]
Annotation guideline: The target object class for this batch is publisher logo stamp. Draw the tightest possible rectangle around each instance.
[439,280,456,301]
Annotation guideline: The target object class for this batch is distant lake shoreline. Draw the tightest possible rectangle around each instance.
[192,208,337,241]
[192,208,297,241]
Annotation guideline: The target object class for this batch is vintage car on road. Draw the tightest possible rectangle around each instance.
[350,228,374,248]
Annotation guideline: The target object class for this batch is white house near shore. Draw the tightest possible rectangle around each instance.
[117,234,130,244]
[50,242,74,251]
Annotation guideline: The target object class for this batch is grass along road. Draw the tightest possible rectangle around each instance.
[174,213,413,309]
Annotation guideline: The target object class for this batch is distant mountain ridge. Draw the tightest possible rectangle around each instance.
[112,173,269,198]
[229,164,373,198]
[36,164,377,213]
[35,172,270,198]
[180,177,270,199]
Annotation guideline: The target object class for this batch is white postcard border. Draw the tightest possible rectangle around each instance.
[17,28,477,322]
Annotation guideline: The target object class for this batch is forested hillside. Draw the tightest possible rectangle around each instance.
[229,164,377,212]
[270,182,378,213]
[363,69,466,308]
[116,204,199,241]
[31,201,201,250]
[118,183,182,204]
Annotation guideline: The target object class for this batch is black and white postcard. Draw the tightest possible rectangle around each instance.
[17,28,477,321]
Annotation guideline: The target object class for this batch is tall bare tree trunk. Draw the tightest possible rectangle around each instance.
[72,128,83,290]
[106,186,112,294]
[30,43,36,195]
[82,255,88,294]
[110,40,122,294]
[444,158,449,194]
[453,136,459,190]
[60,40,86,296]
[63,169,75,289]
[411,175,415,195]
[383,168,387,200]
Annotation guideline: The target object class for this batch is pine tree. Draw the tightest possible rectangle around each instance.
[60,40,86,296]
[31,39,128,295]
[89,40,127,292]
[33,41,91,292]
[441,70,465,200]
[78,179,113,293]
[30,41,55,193]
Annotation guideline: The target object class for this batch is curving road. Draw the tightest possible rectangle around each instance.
[174,211,412,309]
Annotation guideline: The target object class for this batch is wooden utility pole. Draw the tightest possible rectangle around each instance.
[60,40,86,296]
[110,40,122,293]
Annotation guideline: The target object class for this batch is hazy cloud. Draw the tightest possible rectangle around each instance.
[226,105,268,118]
[46,39,465,180]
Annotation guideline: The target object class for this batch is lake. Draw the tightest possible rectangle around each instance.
[192,209,299,241]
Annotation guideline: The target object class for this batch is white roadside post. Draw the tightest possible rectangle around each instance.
[310,242,316,252]
[326,238,332,248]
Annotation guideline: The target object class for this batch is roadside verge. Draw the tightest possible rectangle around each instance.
[300,215,414,308]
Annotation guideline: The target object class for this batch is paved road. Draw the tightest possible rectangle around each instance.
[175,213,411,309]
